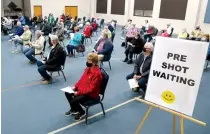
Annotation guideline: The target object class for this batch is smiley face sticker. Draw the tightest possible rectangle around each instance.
[161,90,175,104]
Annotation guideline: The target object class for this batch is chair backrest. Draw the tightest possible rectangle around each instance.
[99,68,109,101]
[43,40,46,52]
[100,19,104,25]
[170,27,174,37]
[81,34,85,44]
[61,50,67,68]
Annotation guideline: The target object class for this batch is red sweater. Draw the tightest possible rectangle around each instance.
[75,66,102,99]
[83,26,92,37]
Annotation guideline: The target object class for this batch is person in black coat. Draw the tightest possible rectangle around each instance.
[37,35,65,84]
[42,20,52,36]
[124,33,145,64]
[126,42,153,95]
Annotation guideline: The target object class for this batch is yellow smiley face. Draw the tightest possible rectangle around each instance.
[161,90,175,104]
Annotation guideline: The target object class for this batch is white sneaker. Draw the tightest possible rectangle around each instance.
[120,37,125,40]
[8,39,13,42]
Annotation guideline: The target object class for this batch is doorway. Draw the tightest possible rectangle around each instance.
[34,5,42,17]
[65,6,78,19]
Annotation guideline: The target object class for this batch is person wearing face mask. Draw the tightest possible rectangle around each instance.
[37,35,65,84]
[64,53,103,121]
[126,42,153,96]
[125,24,139,48]
[178,28,188,39]
[124,33,145,64]
[93,33,114,61]
[189,25,204,41]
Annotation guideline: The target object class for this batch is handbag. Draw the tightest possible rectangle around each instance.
[76,44,85,52]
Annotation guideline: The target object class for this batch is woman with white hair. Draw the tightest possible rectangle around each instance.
[83,22,92,37]
[23,30,45,64]
[126,42,153,96]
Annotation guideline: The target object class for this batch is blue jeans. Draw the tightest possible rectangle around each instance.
[14,39,23,51]
[66,45,77,55]
[37,60,51,80]
[23,47,37,62]
[126,73,148,92]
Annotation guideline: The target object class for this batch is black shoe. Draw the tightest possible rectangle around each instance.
[65,109,79,116]
[127,60,133,64]
[74,112,86,121]
[123,58,128,62]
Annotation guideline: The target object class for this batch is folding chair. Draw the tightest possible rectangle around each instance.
[49,50,67,81]
[73,34,85,57]
[100,52,112,70]
[82,68,109,124]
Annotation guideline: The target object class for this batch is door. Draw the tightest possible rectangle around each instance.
[65,6,78,19]
[34,6,42,17]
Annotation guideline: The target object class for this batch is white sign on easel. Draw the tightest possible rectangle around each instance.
[145,37,209,116]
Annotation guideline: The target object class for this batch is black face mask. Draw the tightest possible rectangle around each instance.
[86,62,93,67]
[143,48,147,52]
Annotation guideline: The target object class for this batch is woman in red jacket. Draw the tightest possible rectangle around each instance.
[64,53,102,121]
[83,22,92,37]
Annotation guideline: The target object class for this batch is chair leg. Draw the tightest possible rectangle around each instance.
[50,72,52,77]
[58,71,60,76]
[90,38,92,44]
[61,70,66,81]
[108,61,111,70]
[85,107,89,125]
[82,52,84,57]
[100,102,106,116]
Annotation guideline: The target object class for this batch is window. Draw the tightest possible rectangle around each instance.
[159,0,188,20]
[204,0,210,23]
[133,0,154,17]
[111,0,125,15]
[96,0,108,14]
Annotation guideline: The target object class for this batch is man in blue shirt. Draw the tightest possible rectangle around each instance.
[9,21,24,39]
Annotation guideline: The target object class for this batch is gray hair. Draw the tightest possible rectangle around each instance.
[51,35,59,41]
[144,42,154,51]
[36,30,43,36]
[17,21,21,26]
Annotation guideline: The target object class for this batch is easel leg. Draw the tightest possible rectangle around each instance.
[180,116,184,134]
[172,114,176,134]
[135,106,153,134]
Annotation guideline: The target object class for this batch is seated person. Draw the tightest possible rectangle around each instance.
[83,22,92,37]
[23,30,45,64]
[189,25,204,41]
[41,20,52,36]
[9,21,24,39]
[10,25,32,53]
[126,42,153,94]
[143,25,155,42]
[125,24,139,48]
[64,53,103,121]
[124,33,145,64]
[161,23,172,37]
[69,19,77,32]
[49,23,64,47]
[91,21,98,32]
[178,28,188,39]
[66,26,82,56]
[201,34,209,42]
[108,22,115,33]
[93,33,114,61]
[96,26,112,43]
[121,19,132,39]
[140,20,149,35]
[2,17,12,35]
[37,35,65,84]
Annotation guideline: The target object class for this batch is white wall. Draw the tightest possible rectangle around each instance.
[197,0,210,33]
[93,0,209,34]
[30,0,91,18]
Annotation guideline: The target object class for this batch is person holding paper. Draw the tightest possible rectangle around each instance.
[126,42,153,95]
[64,53,102,121]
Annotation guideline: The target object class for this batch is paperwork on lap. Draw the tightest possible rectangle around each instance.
[60,87,74,94]
[128,78,139,88]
